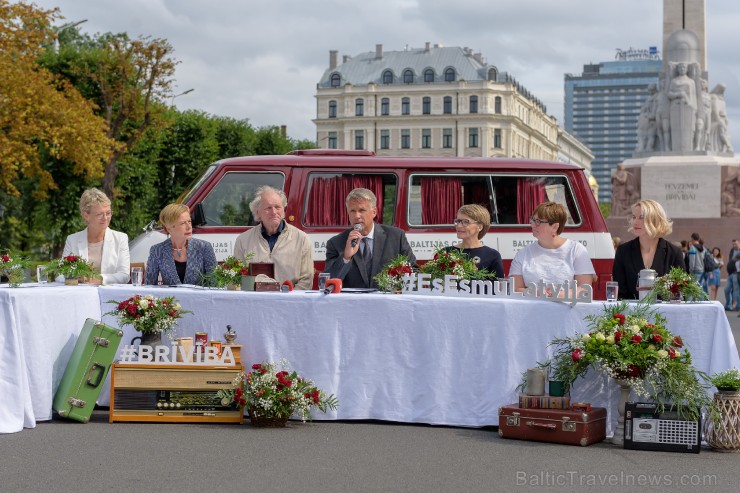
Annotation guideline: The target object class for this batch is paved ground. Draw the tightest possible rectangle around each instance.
[2,289,739,493]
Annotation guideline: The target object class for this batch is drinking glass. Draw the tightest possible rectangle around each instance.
[606,281,619,301]
[131,267,143,287]
[318,272,331,291]
[36,265,48,285]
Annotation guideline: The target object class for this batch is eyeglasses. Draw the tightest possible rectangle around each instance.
[453,219,478,226]
[529,216,553,226]
[93,211,113,219]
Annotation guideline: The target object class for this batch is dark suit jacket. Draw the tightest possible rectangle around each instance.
[326,224,417,289]
[612,237,685,299]
[145,238,217,286]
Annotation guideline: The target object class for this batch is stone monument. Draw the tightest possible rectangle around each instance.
[608,0,739,248]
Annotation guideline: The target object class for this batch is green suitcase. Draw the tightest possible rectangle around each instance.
[53,318,123,423]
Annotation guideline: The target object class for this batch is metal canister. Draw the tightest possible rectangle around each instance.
[194,332,208,355]
[637,269,657,300]
[208,340,222,357]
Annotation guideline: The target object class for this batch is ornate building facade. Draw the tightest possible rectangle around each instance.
[314,44,592,170]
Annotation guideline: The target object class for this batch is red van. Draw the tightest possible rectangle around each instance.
[129,150,614,297]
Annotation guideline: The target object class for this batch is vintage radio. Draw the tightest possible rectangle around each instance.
[110,363,244,424]
[623,402,701,453]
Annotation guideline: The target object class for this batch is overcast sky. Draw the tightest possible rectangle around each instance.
[28,0,740,151]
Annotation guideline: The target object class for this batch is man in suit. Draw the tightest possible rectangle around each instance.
[326,188,416,289]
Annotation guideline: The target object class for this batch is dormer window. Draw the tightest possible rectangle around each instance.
[382,70,393,84]
[444,68,456,82]
[424,69,434,83]
[330,73,341,87]
[403,69,414,84]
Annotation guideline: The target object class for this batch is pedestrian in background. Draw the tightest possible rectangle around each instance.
[726,239,740,311]
[707,247,723,301]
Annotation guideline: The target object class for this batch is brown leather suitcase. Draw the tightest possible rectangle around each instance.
[498,404,607,446]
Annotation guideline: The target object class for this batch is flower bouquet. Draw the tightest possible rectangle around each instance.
[105,294,191,335]
[649,267,708,302]
[209,255,251,289]
[46,255,99,283]
[545,302,709,421]
[420,246,494,282]
[1,252,31,287]
[217,359,338,425]
[374,255,413,292]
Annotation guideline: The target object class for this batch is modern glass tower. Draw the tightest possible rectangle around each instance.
[564,49,661,203]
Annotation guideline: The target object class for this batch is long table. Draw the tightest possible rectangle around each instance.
[3,283,740,435]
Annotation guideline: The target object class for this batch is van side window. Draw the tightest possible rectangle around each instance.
[407,174,580,227]
[200,172,284,226]
[304,173,397,226]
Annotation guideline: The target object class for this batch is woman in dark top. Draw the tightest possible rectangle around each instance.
[444,204,504,279]
[612,199,685,299]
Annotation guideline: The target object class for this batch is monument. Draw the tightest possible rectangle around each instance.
[608,0,739,247]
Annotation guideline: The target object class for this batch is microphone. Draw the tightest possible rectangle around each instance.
[350,223,362,247]
[322,278,342,295]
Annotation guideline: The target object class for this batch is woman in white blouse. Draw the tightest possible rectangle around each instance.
[63,188,130,284]
[509,201,595,292]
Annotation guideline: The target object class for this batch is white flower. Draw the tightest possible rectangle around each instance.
[594,333,606,342]
[630,325,641,334]
[174,303,181,310]
[657,350,668,358]
[138,299,149,310]
[582,333,591,342]
[648,344,656,351]
[144,295,154,300]
[606,335,616,344]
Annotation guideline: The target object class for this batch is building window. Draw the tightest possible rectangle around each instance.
[443,128,453,148]
[421,129,431,149]
[424,69,434,83]
[445,68,456,82]
[495,96,502,114]
[355,130,364,150]
[469,95,478,113]
[403,69,414,84]
[402,97,410,115]
[382,70,393,84]
[468,128,479,148]
[355,98,364,116]
[328,131,337,149]
[422,97,431,115]
[494,129,502,148]
[380,97,389,116]
[328,100,337,118]
[380,129,390,150]
[443,96,452,114]
[401,129,411,149]
[330,73,341,87]
[487,67,498,81]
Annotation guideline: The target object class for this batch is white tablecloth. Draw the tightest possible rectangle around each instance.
[0,284,101,434]
[2,283,739,435]
[96,286,740,435]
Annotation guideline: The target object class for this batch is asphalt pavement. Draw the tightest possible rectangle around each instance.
[2,290,740,493]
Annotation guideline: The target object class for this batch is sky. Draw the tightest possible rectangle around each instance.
[25,0,740,150]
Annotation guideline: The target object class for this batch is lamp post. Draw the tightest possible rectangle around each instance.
[170,88,194,107]
[54,19,88,52]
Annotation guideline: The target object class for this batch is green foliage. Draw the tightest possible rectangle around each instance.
[709,369,740,391]
[599,202,611,219]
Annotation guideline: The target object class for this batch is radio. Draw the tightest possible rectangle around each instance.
[623,402,701,453]
[110,363,244,424]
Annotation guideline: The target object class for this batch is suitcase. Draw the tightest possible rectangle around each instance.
[53,319,123,423]
[498,404,607,446]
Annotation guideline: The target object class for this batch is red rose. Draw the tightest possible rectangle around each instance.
[614,330,624,343]
[402,266,412,274]
[448,261,456,269]
[310,389,320,404]
[433,254,439,260]
[650,334,663,343]
[126,305,137,315]
[235,387,243,397]
[438,263,447,270]
[571,348,583,362]
[667,347,677,359]
[1,255,9,262]
[168,310,176,317]
[240,268,248,275]
[672,336,683,348]
[670,283,680,295]
[631,334,642,344]
[627,364,642,378]
[252,363,262,370]
[613,314,625,325]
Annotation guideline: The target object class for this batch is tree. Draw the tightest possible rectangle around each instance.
[0,1,115,198]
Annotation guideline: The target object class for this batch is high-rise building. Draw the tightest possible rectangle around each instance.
[315,43,592,170]
[564,48,661,202]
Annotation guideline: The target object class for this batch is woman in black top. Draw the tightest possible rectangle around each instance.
[444,204,504,279]
[612,199,685,299]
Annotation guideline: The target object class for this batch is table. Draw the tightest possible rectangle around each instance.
[96,286,740,435]
[0,284,101,434]
[2,284,739,435]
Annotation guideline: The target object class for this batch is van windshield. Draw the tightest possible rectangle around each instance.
[407,173,581,227]
[177,164,217,205]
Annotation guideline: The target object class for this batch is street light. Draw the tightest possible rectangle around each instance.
[54,19,88,53]
[171,88,195,107]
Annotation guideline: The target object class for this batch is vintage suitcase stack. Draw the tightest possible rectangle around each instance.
[499,404,607,446]
[53,319,124,423]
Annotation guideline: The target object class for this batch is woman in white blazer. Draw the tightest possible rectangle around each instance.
[62,188,130,284]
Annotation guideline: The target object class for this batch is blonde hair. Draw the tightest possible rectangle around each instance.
[532,202,567,235]
[628,199,672,238]
[458,204,491,240]
[79,188,110,215]
[346,188,377,208]
[159,203,190,229]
